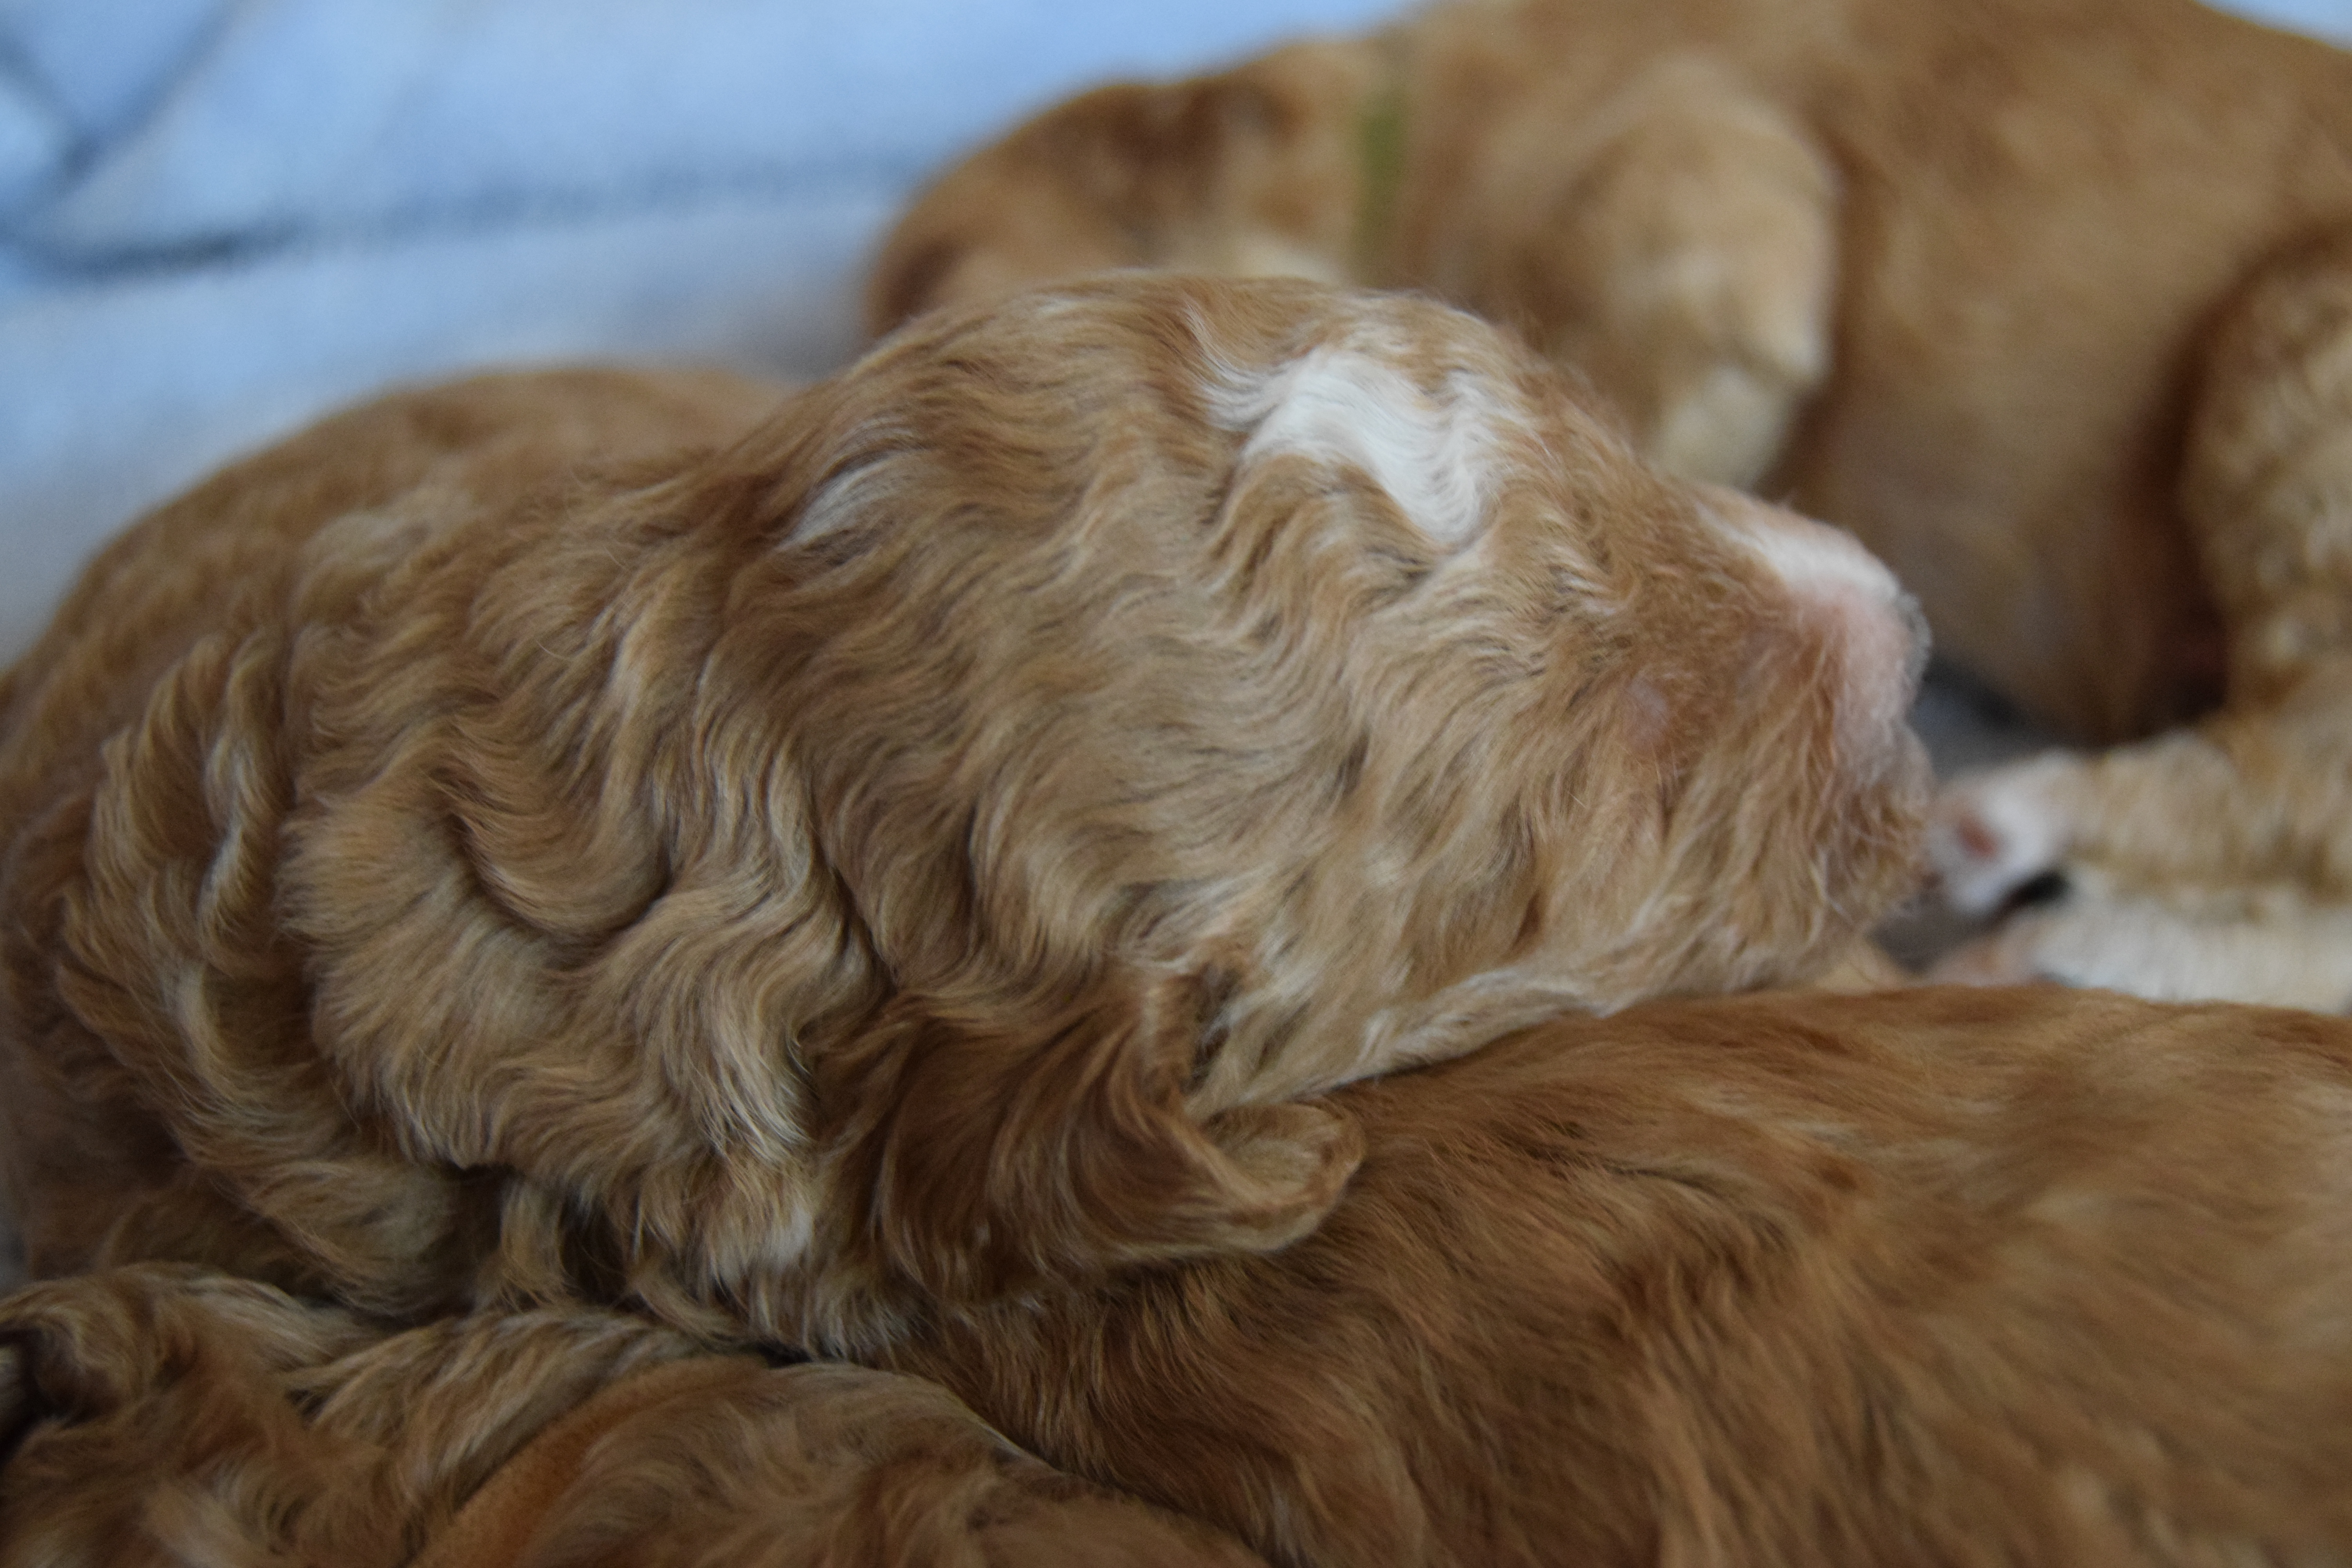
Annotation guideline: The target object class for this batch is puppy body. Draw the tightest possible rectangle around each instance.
[1928,232,2352,1001]
[0,1267,701,1568]
[11,987,2352,1564]
[0,278,1927,1347]
[876,986,2352,1566]
[0,1266,1264,1568]
[869,0,2352,1002]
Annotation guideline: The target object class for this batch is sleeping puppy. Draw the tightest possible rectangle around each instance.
[0,275,1929,1350]
[0,1265,1263,1567]
[19,988,2352,1568]
[866,0,2352,1006]
[872,984,2352,1566]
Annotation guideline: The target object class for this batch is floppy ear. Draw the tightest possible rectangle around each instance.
[823,967,1363,1303]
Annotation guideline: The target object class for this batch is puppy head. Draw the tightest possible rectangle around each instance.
[705,275,1927,1337]
[864,40,1383,337]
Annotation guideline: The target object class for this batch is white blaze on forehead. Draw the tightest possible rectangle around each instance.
[1209,345,1515,547]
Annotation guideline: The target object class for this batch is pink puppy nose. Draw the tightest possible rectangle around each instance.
[1697,484,1929,737]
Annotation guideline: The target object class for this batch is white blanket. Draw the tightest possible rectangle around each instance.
[0,0,1402,656]
[0,0,2345,659]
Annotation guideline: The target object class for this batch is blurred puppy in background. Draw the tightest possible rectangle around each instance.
[0,275,1927,1351]
[868,0,2352,1007]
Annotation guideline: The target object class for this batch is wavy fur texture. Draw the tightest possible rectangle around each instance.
[876,986,2352,1567]
[13,985,2352,1565]
[865,0,2352,1007]
[0,276,1927,1352]
[0,1265,1261,1568]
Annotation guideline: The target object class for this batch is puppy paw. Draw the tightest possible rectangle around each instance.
[1926,753,2087,916]
[1929,884,2352,1011]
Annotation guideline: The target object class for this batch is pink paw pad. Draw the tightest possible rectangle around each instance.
[1926,755,2083,916]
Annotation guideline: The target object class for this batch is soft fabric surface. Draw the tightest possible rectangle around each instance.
[0,0,2345,659]
[5,0,2347,663]
[0,0,1403,659]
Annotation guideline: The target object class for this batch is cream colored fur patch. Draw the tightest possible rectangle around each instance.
[1208,344,1516,548]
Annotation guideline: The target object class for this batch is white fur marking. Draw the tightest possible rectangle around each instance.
[1701,490,1924,747]
[1708,498,1902,605]
[1212,347,1510,547]
[1927,754,2084,915]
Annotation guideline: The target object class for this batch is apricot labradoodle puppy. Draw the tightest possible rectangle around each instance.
[869,0,2352,1005]
[0,274,1927,1352]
